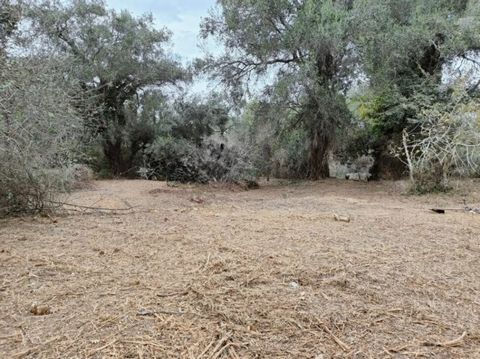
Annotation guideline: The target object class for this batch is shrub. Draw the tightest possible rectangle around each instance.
[399,83,480,193]
[141,133,254,183]
[0,57,82,215]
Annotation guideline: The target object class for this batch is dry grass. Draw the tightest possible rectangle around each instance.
[1,179,480,358]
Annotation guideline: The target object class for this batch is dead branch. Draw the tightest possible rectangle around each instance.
[156,287,191,298]
[48,201,137,212]
[423,332,467,348]
[88,339,119,355]
[322,325,351,352]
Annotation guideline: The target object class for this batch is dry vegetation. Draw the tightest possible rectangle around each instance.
[1,180,480,358]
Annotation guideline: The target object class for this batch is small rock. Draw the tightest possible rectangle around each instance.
[30,304,51,316]
[18,236,28,241]
[289,281,300,289]
[333,213,351,223]
[190,196,205,204]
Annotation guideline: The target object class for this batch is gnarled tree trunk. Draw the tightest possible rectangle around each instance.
[308,127,330,179]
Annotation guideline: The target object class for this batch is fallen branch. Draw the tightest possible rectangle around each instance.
[12,335,64,357]
[88,339,119,355]
[12,347,38,359]
[211,343,235,359]
[157,286,191,298]
[431,207,480,214]
[197,339,216,359]
[121,340,166,349]
[333,213,351,223]
[423,331,467,348]
[49,201,137,212]
[322,325,351,352]
[208,335,230,359]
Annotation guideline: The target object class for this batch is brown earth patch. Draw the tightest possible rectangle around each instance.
[1,179,479,358]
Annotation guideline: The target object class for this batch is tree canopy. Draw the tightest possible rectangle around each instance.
[200,0,359,178]
[29,0,188,174]
[200,0,480,179]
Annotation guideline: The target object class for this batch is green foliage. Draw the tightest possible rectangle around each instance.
[171,95,230,145]
[25,1,253,184]
[401,82,480,193]
[357,85,436,138]
[354,0,480,89]
[2,0,480,203]
[0,57,83,215]
[349,0,480,178]
[200,0,358,179]
[0,0,22,53]
[201,0,480,180]
[28,0,188,175]
[83,91,254,183]
[157,99,253,182]
[29,0,185,86]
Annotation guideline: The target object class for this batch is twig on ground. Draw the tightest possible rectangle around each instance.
[208,335,230,359]
[423,332,467,348]
[49,201,137,212]
[12,347,38,359]
[197,338,216,359]
[157,286,191,298]
[321,325,351,352]
[12,335,62,357]
[88,339,119,355]
[211,343,235,359]
[228,346,240,359]
[122,340,166,349]
[0,333,20,340]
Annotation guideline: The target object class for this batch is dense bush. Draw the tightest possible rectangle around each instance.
[148,98,256,183]
[141,134,254,183]
[0,58,82,215]
[399,83,480,193]
[84,92,255,183]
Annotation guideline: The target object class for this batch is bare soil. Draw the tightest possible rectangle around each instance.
[1,179,480,358]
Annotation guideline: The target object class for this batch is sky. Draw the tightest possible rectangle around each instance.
[105,0,217,64]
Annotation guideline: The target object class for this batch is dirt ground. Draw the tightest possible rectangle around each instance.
[1,179,480,358]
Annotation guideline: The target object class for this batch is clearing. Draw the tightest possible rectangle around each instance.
[1,179,479,358]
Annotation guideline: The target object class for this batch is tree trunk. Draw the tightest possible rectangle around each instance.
[103,137,127,176]
[370,140,406,180]
[308,128,330,180]
[99,85,132,177]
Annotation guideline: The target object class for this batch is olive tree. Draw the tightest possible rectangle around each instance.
[200,0,357,179]
[29,0,188,175]
[201,0,480,180]
[353,0,480,178]
[400,83,480,192]
[0,0,22,57]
